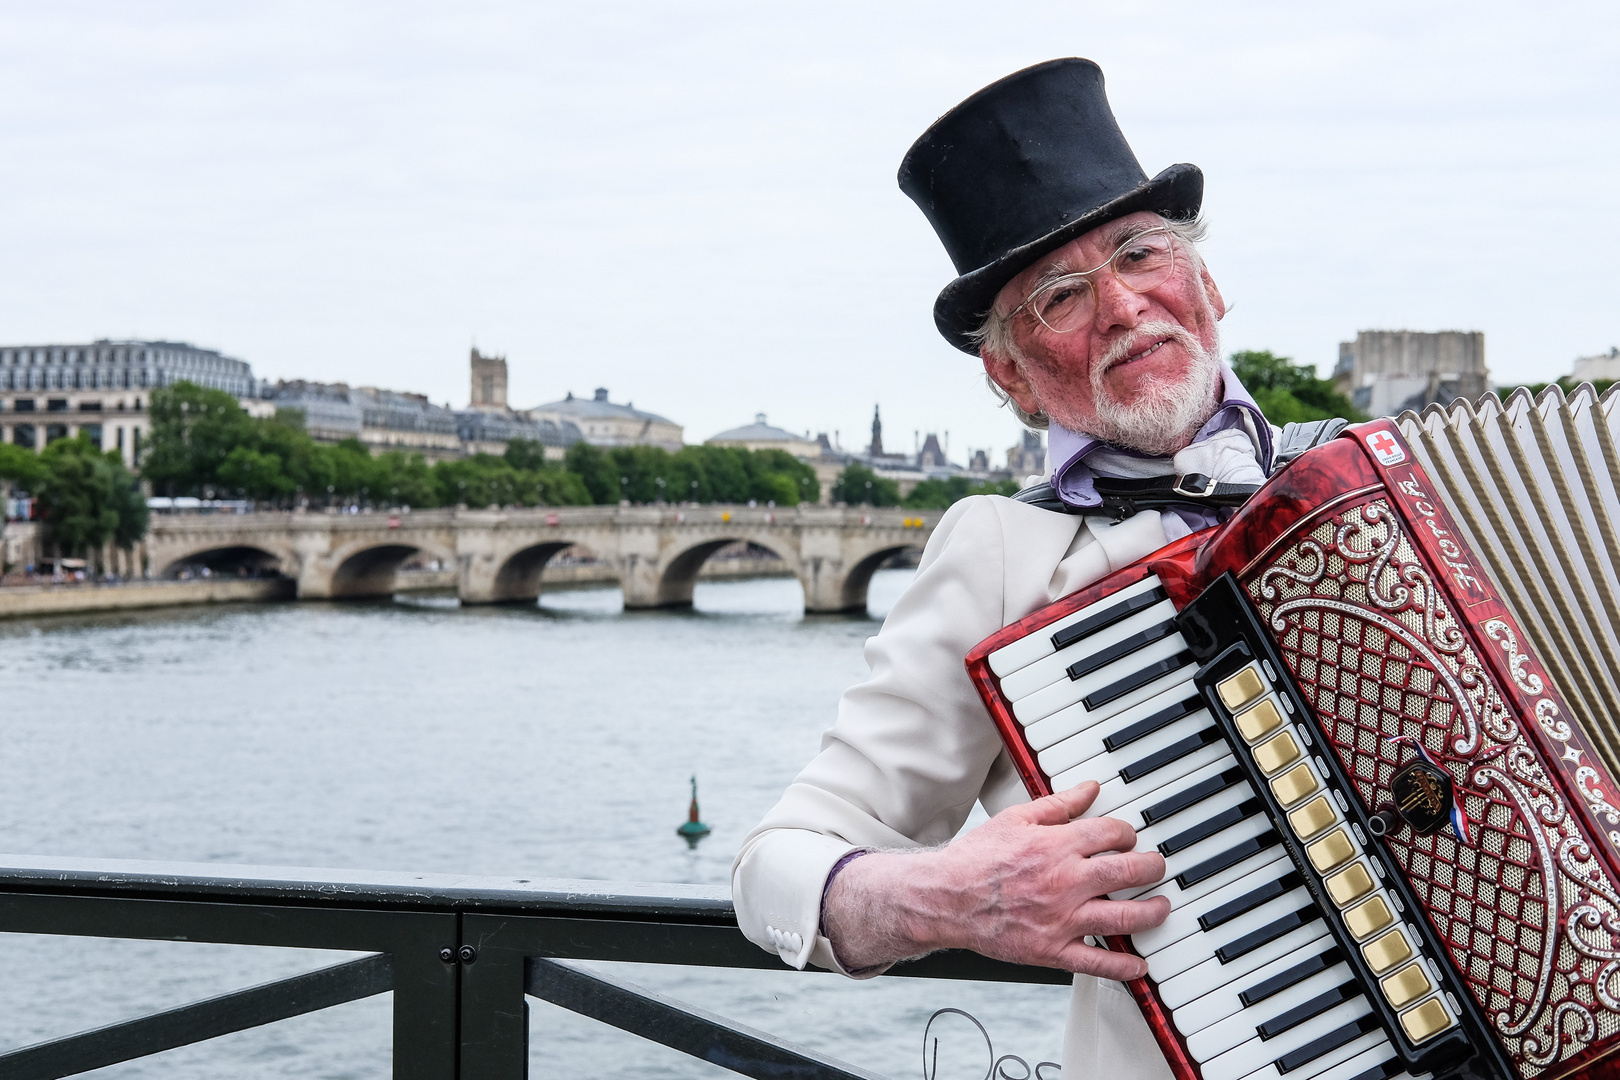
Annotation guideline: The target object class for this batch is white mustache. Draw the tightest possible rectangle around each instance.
[1094,321,1205,380]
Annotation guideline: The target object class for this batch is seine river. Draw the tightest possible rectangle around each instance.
[0,572,1072,1078]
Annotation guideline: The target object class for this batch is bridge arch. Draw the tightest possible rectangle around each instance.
[327,540,457,599]
[487,540,596,604]
[646,535,795,608]
[803,542,924,614]
[157,544,291,581]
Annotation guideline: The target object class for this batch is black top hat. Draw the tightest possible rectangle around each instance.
[898,58,1203,354]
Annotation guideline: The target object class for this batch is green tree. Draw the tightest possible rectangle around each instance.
[504,439,551,472]
[0,443,45,492]
[902,475,1021,509]
[141,382,258,495]
[1507,376,1617,399]
[832,464,900,507]
[564,442,621,504]
[1230,350,1367,425]
[33,435,149,558]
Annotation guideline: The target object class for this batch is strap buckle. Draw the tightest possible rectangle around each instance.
[1171,473,1213,498]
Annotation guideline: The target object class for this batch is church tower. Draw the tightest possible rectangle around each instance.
[469,348,508,412]
[868,405,884,457]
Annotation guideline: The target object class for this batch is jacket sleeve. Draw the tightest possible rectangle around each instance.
[730,495,1017,976]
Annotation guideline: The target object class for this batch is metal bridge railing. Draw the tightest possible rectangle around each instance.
[0,855,1067,1079]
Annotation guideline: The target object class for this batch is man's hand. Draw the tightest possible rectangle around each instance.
[822,781,1168,979]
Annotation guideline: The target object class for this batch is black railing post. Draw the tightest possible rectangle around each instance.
[458,914,531,1079]
[388,925,462,1080]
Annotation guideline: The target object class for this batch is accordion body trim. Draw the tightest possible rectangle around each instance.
[965,420,1620,1080]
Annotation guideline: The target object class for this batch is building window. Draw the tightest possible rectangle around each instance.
[13,398,34,412]
[82,424,102,450]
[77,401,102,412]
[46,398,68,412]
[116,427,124,451]
[133,428,141,459]
[13,424,35,449]
[44,424,67,445]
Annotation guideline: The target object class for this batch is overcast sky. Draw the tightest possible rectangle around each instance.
[1,2,1616,462]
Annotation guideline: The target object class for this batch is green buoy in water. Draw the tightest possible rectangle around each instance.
[677,775,711,846]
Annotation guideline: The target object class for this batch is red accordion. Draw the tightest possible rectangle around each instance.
[967,408,1620,1080]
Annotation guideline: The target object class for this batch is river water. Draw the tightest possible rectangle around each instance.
[0,572,1071,1078]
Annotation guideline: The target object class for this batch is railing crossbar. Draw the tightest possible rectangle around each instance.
[0,951,393,1080]
[526,956,887,1080]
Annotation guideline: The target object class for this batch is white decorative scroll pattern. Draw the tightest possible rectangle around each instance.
[1245,498,1620,1079]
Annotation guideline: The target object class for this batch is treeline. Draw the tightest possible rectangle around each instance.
[0,436,148,559]
[1229,350,1367,425]
[832,464,1018,508]
[142,382,821,508]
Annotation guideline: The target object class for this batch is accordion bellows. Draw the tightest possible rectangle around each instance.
[965,384,1620,1080]
[1399,384,1620,773]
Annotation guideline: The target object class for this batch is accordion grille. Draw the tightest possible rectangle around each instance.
[1397,383,1620,780]
[1247,493,1620,1077]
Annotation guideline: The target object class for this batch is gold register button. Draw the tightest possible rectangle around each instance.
[1307,827,1355,872]
[1253,731,1302,775]
[1288,795,1337,839]
[1217,667,1265,710]
[1363,928,1413,974]
[1344,895,1394,940]
[1235,699,1284,742]
[1381,963,1434,1009]
[1325,862,1375,907]
[1400,997,1454,1042]
[1271,763,1320,807]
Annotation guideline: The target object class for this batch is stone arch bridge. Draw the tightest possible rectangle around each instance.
[143,505,942,613]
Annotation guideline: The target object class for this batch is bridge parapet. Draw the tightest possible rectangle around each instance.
[144,504,947,613]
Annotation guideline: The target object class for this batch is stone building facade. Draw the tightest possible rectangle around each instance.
[526,388,683,453]
[1334,330,1490,416]
[0,339,254,468]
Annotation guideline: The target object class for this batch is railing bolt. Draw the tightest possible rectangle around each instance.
[438,947,455,963]
[458,945,477,964]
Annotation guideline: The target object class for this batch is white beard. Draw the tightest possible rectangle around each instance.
[1050,320,1224,456]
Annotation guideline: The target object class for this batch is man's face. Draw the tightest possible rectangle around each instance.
[982,211,1227,455]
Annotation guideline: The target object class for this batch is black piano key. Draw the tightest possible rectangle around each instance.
[1257,982,1360,1040]
[1119,726,1223,784]
[1216,906,1322,964]
[1342,1058,1403,1080]
[1176,829,1281,888]
[1051,587,1168,651]
[1159,798,1264,856]
[1067,621,1178,681]
[1199,872,1304,932]
[1084,651,1194,710]
[1141,767,1246,826]
[1104,695,1203,753]
[1274,1015,1381,1074]
[1239,948,1344,1008]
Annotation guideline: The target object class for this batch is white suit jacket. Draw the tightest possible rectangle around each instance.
[733,493,1180,1080]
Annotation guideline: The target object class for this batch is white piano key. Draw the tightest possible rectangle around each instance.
[1025,674,1198,753]
[1145,886,1315,981]
[1157,923,1331,1010]
[1080,742,1232,817]
[1201,998,1374,1080]
[1117,813,1275,900]
[1171,940,1344,1036]
[1140,844,1290,913]
[987,575,1165,678]
[1229,1028,1389,1080]
[1108,757,1247,831]
[1302,1042,1406,1080]
[1185,962,1356,1062]
[1029,679,1199,762]
[1012,636,1193,725]
[997,598,1181,700]
[1041,710,1214,785]
[1133,782,1256,855]
[1131,855,1291,956]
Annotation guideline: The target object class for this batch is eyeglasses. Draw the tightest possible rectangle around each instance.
[1007,227,1179,335]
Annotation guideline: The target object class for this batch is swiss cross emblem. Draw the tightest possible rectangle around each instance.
[1366,430,1406,466]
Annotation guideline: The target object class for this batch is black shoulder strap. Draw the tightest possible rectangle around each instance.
[1012,473,1261,521]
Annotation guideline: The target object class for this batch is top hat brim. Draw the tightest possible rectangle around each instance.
[932,163,1203,355]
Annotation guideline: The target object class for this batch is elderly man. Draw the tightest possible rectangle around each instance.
[733,59,1277,1076]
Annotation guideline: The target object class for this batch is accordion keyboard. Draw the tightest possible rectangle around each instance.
[987,575,1424,1080]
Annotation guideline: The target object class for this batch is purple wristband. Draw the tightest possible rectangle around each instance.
[819,849,871,971]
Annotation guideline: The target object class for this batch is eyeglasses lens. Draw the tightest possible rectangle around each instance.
[1032,231,1176,334]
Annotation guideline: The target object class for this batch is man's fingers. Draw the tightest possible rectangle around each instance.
[1073,895,1172,937]
[1017,781,1100,826]
[1052,939,1150,981]
[1062,814,1139,857]
[1072,850,1167,895]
